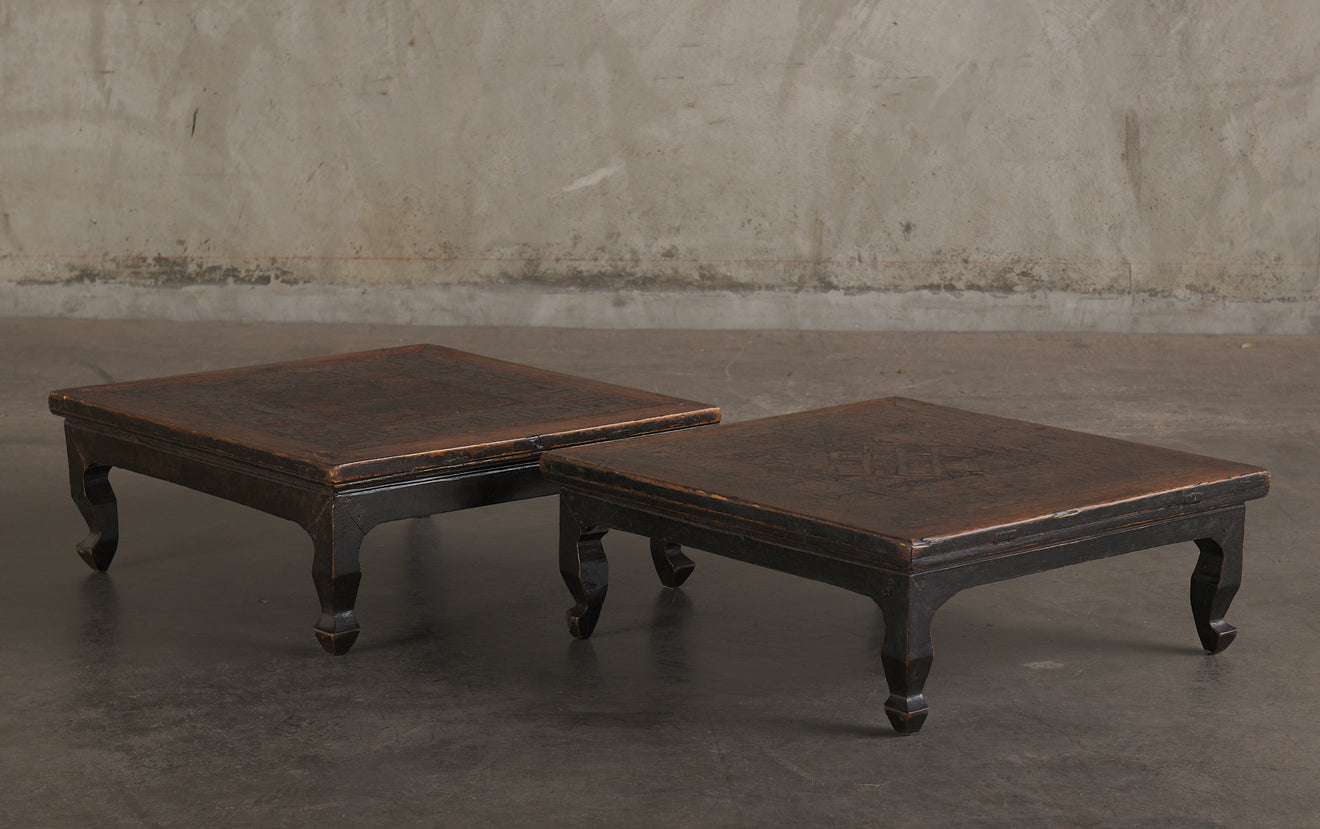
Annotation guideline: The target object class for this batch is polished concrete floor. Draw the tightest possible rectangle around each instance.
[3,317,1318,827]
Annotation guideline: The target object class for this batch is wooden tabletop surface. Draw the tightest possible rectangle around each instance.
[50,345,720,484]
[542,397,1270,563]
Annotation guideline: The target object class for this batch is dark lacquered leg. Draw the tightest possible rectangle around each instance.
[875,580,938,735]
[1191,513,1244,654]
[649,537,695,588]
[308,500,365,655]
[66,427,118,572]
[560,499,608,639]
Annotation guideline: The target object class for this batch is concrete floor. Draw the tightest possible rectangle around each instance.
[3,317,1317,827]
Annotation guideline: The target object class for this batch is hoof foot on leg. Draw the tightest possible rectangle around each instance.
[650,538,694,589]
[314,614,361,655]
[76,531,117,572]
[1197,619,1237,655]
[566,600,604,640]
[884,694,929,736]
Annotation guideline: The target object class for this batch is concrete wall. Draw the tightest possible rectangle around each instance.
[3,1,1318,331]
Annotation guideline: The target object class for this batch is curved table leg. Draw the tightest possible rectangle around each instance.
[650,538,695,588]
[308,500,365,655]
[1191,512,1244,654]
[878,612,934,734]
[874,576,952,735]
[66,427,118,572]
[560,499,608,639]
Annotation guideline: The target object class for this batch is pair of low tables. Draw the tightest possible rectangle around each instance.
[50,345,1269,734]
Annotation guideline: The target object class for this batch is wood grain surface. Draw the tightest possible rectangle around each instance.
[50,344,720,483]
[542,397,1269,562]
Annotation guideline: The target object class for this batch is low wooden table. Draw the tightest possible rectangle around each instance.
[49,344,719,654]
[540,397,1270,734]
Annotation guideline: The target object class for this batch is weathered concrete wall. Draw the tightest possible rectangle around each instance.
[2,2,1319,330]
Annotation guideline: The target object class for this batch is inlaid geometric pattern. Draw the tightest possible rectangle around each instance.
[542,397,1269,558]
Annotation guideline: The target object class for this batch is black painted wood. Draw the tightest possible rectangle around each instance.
[51,345,720,654]
[541,397,1269,735]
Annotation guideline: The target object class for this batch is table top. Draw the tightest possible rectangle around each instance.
[50,345,720,485]
[541,397,1270,564]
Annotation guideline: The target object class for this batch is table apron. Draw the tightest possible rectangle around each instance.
[560,487,1246,607]
[64,419,557,534]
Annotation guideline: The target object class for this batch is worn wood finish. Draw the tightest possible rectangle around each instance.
[51,345,720,654]
[541,397,1269,735]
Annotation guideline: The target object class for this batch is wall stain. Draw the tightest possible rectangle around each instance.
[492,264,747,293]
[1122,110,1143,205]
[809,216,826,288]
[479,259,1086,296]
[22,256,304,288]
[14,254,1307,302]
[0,211,20,252]
[87,1,111,106]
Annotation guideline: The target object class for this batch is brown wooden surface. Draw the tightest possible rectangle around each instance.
[50,344,720,485]
[541,397,1270,563]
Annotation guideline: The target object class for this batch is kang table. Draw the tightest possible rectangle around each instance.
[540,397,1269,734]
[50,344,719,654]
